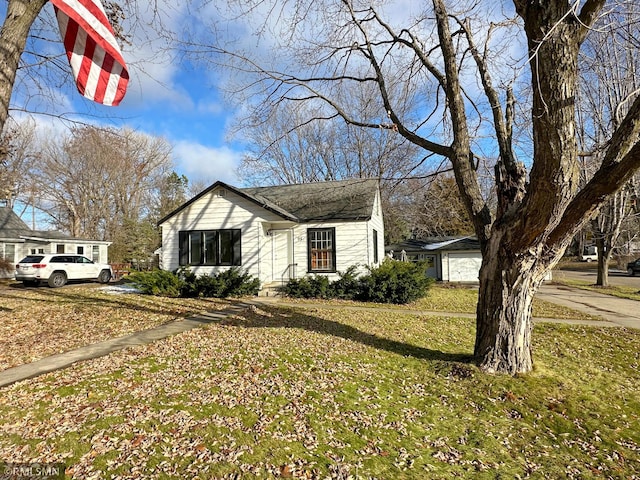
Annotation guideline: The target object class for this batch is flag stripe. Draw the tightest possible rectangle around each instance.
[58,0,127,67]
[52,0,129,106]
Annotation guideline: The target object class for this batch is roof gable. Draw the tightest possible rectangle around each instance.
[387,236,481,253]
[0,207,31,238]
[159,178,380,225]
[0,207,110,244]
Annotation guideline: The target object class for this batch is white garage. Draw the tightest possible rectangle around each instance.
[386,236,483,283]
[445,251,483,282]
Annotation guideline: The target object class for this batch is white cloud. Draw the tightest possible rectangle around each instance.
[173,141,242,185]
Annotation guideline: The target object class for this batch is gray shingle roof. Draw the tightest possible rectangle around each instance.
[0,207,97,242]
[158,178,380,224]
[241,178,379,221]
[386,236,481,253]
[0,207,31,239]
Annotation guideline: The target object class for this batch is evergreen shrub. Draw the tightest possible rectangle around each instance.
[281,259,434,304]
[128,267,260,298]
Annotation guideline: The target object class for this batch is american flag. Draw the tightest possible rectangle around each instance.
[51,0,129,106]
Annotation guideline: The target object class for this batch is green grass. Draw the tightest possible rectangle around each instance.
[282,284,602,320]
[1,303,638,478]
[554,278,640,302]
[412,285,602,320]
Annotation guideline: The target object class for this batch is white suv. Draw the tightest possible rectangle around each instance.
[15,254,113,288]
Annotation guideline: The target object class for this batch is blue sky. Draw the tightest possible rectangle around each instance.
[6,0,524,193]
[5,1,245,189]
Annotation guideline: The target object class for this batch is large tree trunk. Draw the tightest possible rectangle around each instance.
[474,233,551,374]
[0,0,48,134]
[469,1,603,374]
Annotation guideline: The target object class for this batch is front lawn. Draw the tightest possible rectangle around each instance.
[1,299,638,478]
[0,284,231,370]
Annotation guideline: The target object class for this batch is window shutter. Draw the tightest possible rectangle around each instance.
[232,229,241,266]
[178,231,188,266]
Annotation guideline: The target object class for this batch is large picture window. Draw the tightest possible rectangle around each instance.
[179,229,241,266]
[308,228,336,273]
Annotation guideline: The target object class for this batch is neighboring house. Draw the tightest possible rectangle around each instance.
[387,236,553,283]
[157,178,385,286]
[386,236,483,282]
[0,206,111,278]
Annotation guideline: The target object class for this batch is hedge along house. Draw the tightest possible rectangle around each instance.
[0,206,111,278]
[157,179,385,287]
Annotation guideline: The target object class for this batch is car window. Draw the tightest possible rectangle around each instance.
[51,256,72,263]
[19,255,45,263]
[76,256,94,264]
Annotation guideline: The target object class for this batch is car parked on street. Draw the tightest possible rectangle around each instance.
[15,254,112,287]
[628,258,640,276]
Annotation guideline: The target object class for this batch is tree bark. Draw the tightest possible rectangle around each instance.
[0,0,48,134]
[473,0,605,374]
[596,238,611,287]
[475,229,552,374]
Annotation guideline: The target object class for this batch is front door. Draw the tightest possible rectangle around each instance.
[272,230,292,283]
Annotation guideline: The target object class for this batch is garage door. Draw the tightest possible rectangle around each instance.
[448,252,482,282]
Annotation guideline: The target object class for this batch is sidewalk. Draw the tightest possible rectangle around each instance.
[0,302,251,388]
[1,286,632,388]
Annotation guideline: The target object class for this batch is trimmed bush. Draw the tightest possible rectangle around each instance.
[327,266,361,299]
[217,268,261,297]
[358,259,434,304]
[280,275,331,299]
[281,260,434,304]
[128,267,260,298]
[127,269,183,297]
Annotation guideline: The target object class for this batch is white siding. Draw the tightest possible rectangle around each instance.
[160,188,284,283]
[368,189,385,267]
[160,184,385,285]
[445,251,482,282]
[291,220,371,281]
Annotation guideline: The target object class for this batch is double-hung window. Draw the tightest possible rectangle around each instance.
[308,227,336,273]
[179,229,241,266]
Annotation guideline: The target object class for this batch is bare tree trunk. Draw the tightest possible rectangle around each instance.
[474,231,552,374]
[595,234,609,286]
[0,0,48,134]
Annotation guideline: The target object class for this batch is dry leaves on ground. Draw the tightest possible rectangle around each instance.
[0,284,229,370]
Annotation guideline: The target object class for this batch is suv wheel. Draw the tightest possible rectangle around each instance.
[98,269,111,284]
[629,267,636,277]
[48,271,67,288]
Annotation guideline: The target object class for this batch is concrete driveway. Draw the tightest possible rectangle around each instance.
[538,274,640,329]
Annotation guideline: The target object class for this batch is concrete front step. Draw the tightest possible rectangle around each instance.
[258,282,284,297]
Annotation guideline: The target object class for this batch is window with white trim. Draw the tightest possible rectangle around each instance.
[308,228,336,272]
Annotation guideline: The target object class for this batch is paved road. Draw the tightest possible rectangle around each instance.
[553,267,640,288]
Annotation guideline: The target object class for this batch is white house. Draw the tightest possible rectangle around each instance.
[157,179,385,286]
[0,206,111,278]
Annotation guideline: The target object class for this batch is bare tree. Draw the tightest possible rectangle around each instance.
[191,0,640,374]
[400,176,475,238]
[0,118,37,209]
[0,0,48,135]
[35,126,173,261]
[577,5,640,285]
